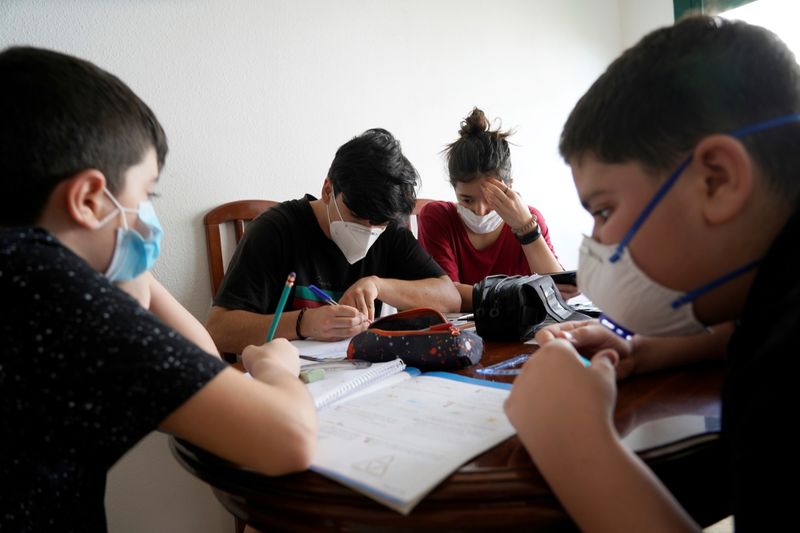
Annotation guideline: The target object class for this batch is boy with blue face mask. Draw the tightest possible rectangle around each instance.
[504,16,800,532]
[0,47,317,531]
[207,129,461,354]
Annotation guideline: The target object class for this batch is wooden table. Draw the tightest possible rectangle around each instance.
[170,341,730,531]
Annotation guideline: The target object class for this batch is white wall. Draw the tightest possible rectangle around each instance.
[1,1,673,531]
[619,0,674,49]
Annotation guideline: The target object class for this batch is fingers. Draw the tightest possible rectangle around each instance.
[266,337,297,354]
[307,305,369,340]
[353,293,375,321]
[534,319,597,344]
[482,179,512,209]
[564,324,628,352]
[339,280,379,322]
[482,179,531,228]
[555,283,581,301]
[243,341,302,378]
[589,349,619,382]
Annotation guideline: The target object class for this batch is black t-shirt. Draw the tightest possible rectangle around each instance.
[213,195,446,315]
[0,228,227,532]
[722,208,800,531]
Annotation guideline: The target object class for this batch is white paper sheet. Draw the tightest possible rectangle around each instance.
[311,374,515,514]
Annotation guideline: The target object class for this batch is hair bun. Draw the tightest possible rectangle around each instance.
[459,107,489,137]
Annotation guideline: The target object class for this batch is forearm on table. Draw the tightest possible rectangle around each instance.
[631,322,732,375]
[521,237,562,274]
[148,277,220,357]
[206,306,305,354]
[376,276,461,312]
[523,422,698,533]
[456,282,474,311]
[161,367,317,476]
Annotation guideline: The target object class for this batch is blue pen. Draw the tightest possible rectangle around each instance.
[308,284,338,305]
[476,351,591,376]
[476,353,530,375]
[598,313,634,341]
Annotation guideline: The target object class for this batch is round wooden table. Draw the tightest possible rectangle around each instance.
[171,341,730,531]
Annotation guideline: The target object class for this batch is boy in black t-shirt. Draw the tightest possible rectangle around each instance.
[0,47,316,532]
[503,16,800,532]
[207,129,461,354]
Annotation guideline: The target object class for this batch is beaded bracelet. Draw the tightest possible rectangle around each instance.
[296,307,308,340]
[512,215,538,236]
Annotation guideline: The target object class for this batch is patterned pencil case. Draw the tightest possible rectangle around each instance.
[346,308,483,371]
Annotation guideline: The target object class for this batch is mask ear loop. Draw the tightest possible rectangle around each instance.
[330,185,346,223]
[97,188,130,230]
[610,113,800,264]
[330,186,363,247]
[609,155,692,263]
[100,188,142,230]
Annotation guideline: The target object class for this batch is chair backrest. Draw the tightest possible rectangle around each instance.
[407,198,435,238]
[204,199,277,297]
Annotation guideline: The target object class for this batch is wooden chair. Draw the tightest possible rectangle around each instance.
[203,199,276,533]
[204,199,277,297]
[407,197,435,238]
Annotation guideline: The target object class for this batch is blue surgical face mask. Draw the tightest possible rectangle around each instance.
[97,188,164,282]
[578,113,800,337]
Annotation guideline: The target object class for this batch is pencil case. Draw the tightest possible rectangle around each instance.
[346,307,483,371]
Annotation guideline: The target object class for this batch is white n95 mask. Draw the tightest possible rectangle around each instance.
[578,236,706,337]
[575,113,800,337]
[327,189,385,264]
[457,204,504,234]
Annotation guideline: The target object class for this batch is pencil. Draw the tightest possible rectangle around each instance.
[308,284,338,305]
[266,272,296,342]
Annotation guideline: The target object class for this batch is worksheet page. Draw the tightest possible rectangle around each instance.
[311,374,515,514]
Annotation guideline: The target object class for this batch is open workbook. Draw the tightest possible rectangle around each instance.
[307,369,516,514]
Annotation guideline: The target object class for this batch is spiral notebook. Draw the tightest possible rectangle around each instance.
[305,359,408,409]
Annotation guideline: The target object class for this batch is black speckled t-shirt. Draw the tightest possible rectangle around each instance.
[0,227,227,532]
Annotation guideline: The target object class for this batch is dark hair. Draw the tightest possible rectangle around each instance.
[0,46,168,226]
[327,128,418,225]
[559,16,800,203]
[444,107,514,187]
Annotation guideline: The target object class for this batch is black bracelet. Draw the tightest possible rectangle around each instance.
[295,307,308,340]
[516,226,541,245]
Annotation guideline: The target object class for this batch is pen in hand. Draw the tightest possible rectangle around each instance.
[308,283,371,326]
[308,284,338,305]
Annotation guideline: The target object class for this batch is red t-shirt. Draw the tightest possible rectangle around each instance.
[417,201,557,285]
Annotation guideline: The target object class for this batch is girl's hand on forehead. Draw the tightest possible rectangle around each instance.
[483,178,534,230]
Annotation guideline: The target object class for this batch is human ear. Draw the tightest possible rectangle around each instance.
[692,135,754,225]
[64,170,110,229]
[321,178,333,203]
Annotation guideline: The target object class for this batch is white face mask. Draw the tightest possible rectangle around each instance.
[327,189,385,264]
[574,113,800,337]
[457,203,503,234]
[577,236,706,337]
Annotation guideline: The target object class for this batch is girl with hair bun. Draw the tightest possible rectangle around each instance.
[418,107,574,311]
